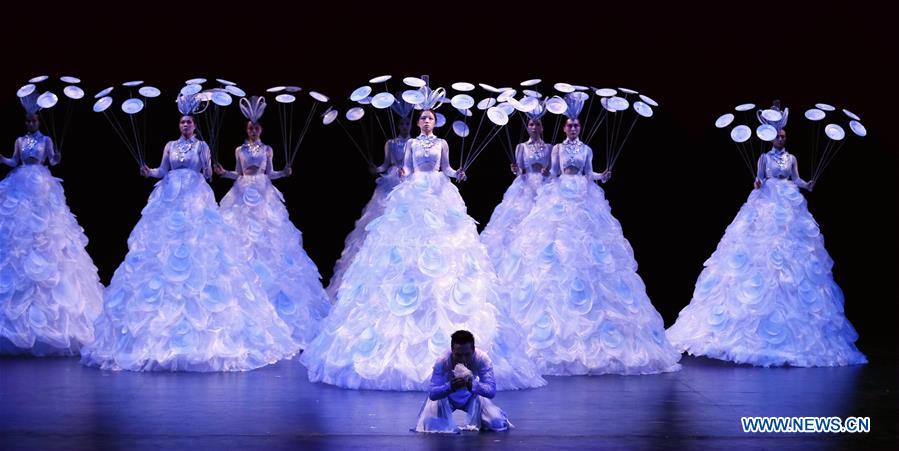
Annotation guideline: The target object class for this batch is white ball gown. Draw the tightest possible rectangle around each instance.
[326,137,407,299]
[667,148,866,367]
[80,137,296,371]
[480,140,552,267]
[302,134,546,390]
[218,141,330,349]
[497,138,681,375]
[0,132,104,356]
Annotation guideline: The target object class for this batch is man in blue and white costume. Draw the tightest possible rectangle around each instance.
[414,330,513,433]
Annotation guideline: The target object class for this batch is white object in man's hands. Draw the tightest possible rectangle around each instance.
[453,363,473,382]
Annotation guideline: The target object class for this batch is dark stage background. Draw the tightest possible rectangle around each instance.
[2,2,896,360]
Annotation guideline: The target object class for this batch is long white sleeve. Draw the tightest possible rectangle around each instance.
[755,154,766,185]
[45,137,60,166]
[584,145,606,182]
[790,155,810,190]
[198,142,212,180]
[2,139,20,167]
[402,139,413,176]
[265,146,288,180]
[376,140,391,173]
[550,144,561,177]
[439,140,459,179]
[514,143,525,174]
[146,143,171,179]
[221,146,242,180]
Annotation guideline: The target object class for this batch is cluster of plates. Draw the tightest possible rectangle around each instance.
[335,75,447,126]
[92,79,165,114]
[715,104,778,142]
[265,84,329,105]
[16,75,86,109]
[716,102,866,142]
[334,76,658,138]
[91,78,275,115]
[180,78,247,108]
[802,103,866,138]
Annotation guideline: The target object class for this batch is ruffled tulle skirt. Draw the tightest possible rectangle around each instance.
[81,169,297,371]
[219,174,330,349]
[666,179,866,367]
[497,175,681,375]
[480,173,547,269]
[0,165,104,356]
[326,170,401,299]
[302,171,546,390]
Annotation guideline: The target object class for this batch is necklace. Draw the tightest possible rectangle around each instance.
[772,150,790,170]
[174,138,195,162]
[243,141,263,156]
[417,134,439,157]
[563,139,582,158]
[22,135,39,153]
[526,139,546,160]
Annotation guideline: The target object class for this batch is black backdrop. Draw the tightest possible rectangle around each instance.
[2,1,896,359]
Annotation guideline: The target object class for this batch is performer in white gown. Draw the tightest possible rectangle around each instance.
[480,105,552,269]
[667,105,866,367]
[81,94,296,371]
[301,83,545,391]
[498,94,682,375]
[326,106,412,299]
[214,96,330,349]
[0,93,104,356]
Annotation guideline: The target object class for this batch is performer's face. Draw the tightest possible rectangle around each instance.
[451,343,474,367]
[527,119,543,139]
[247,122,262,141]
[773,129,786,149]
[564,119,581,140]
[418,111,435,134]
[398,118,411,137]
[180,116,196,137]
[24,114,40,133]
